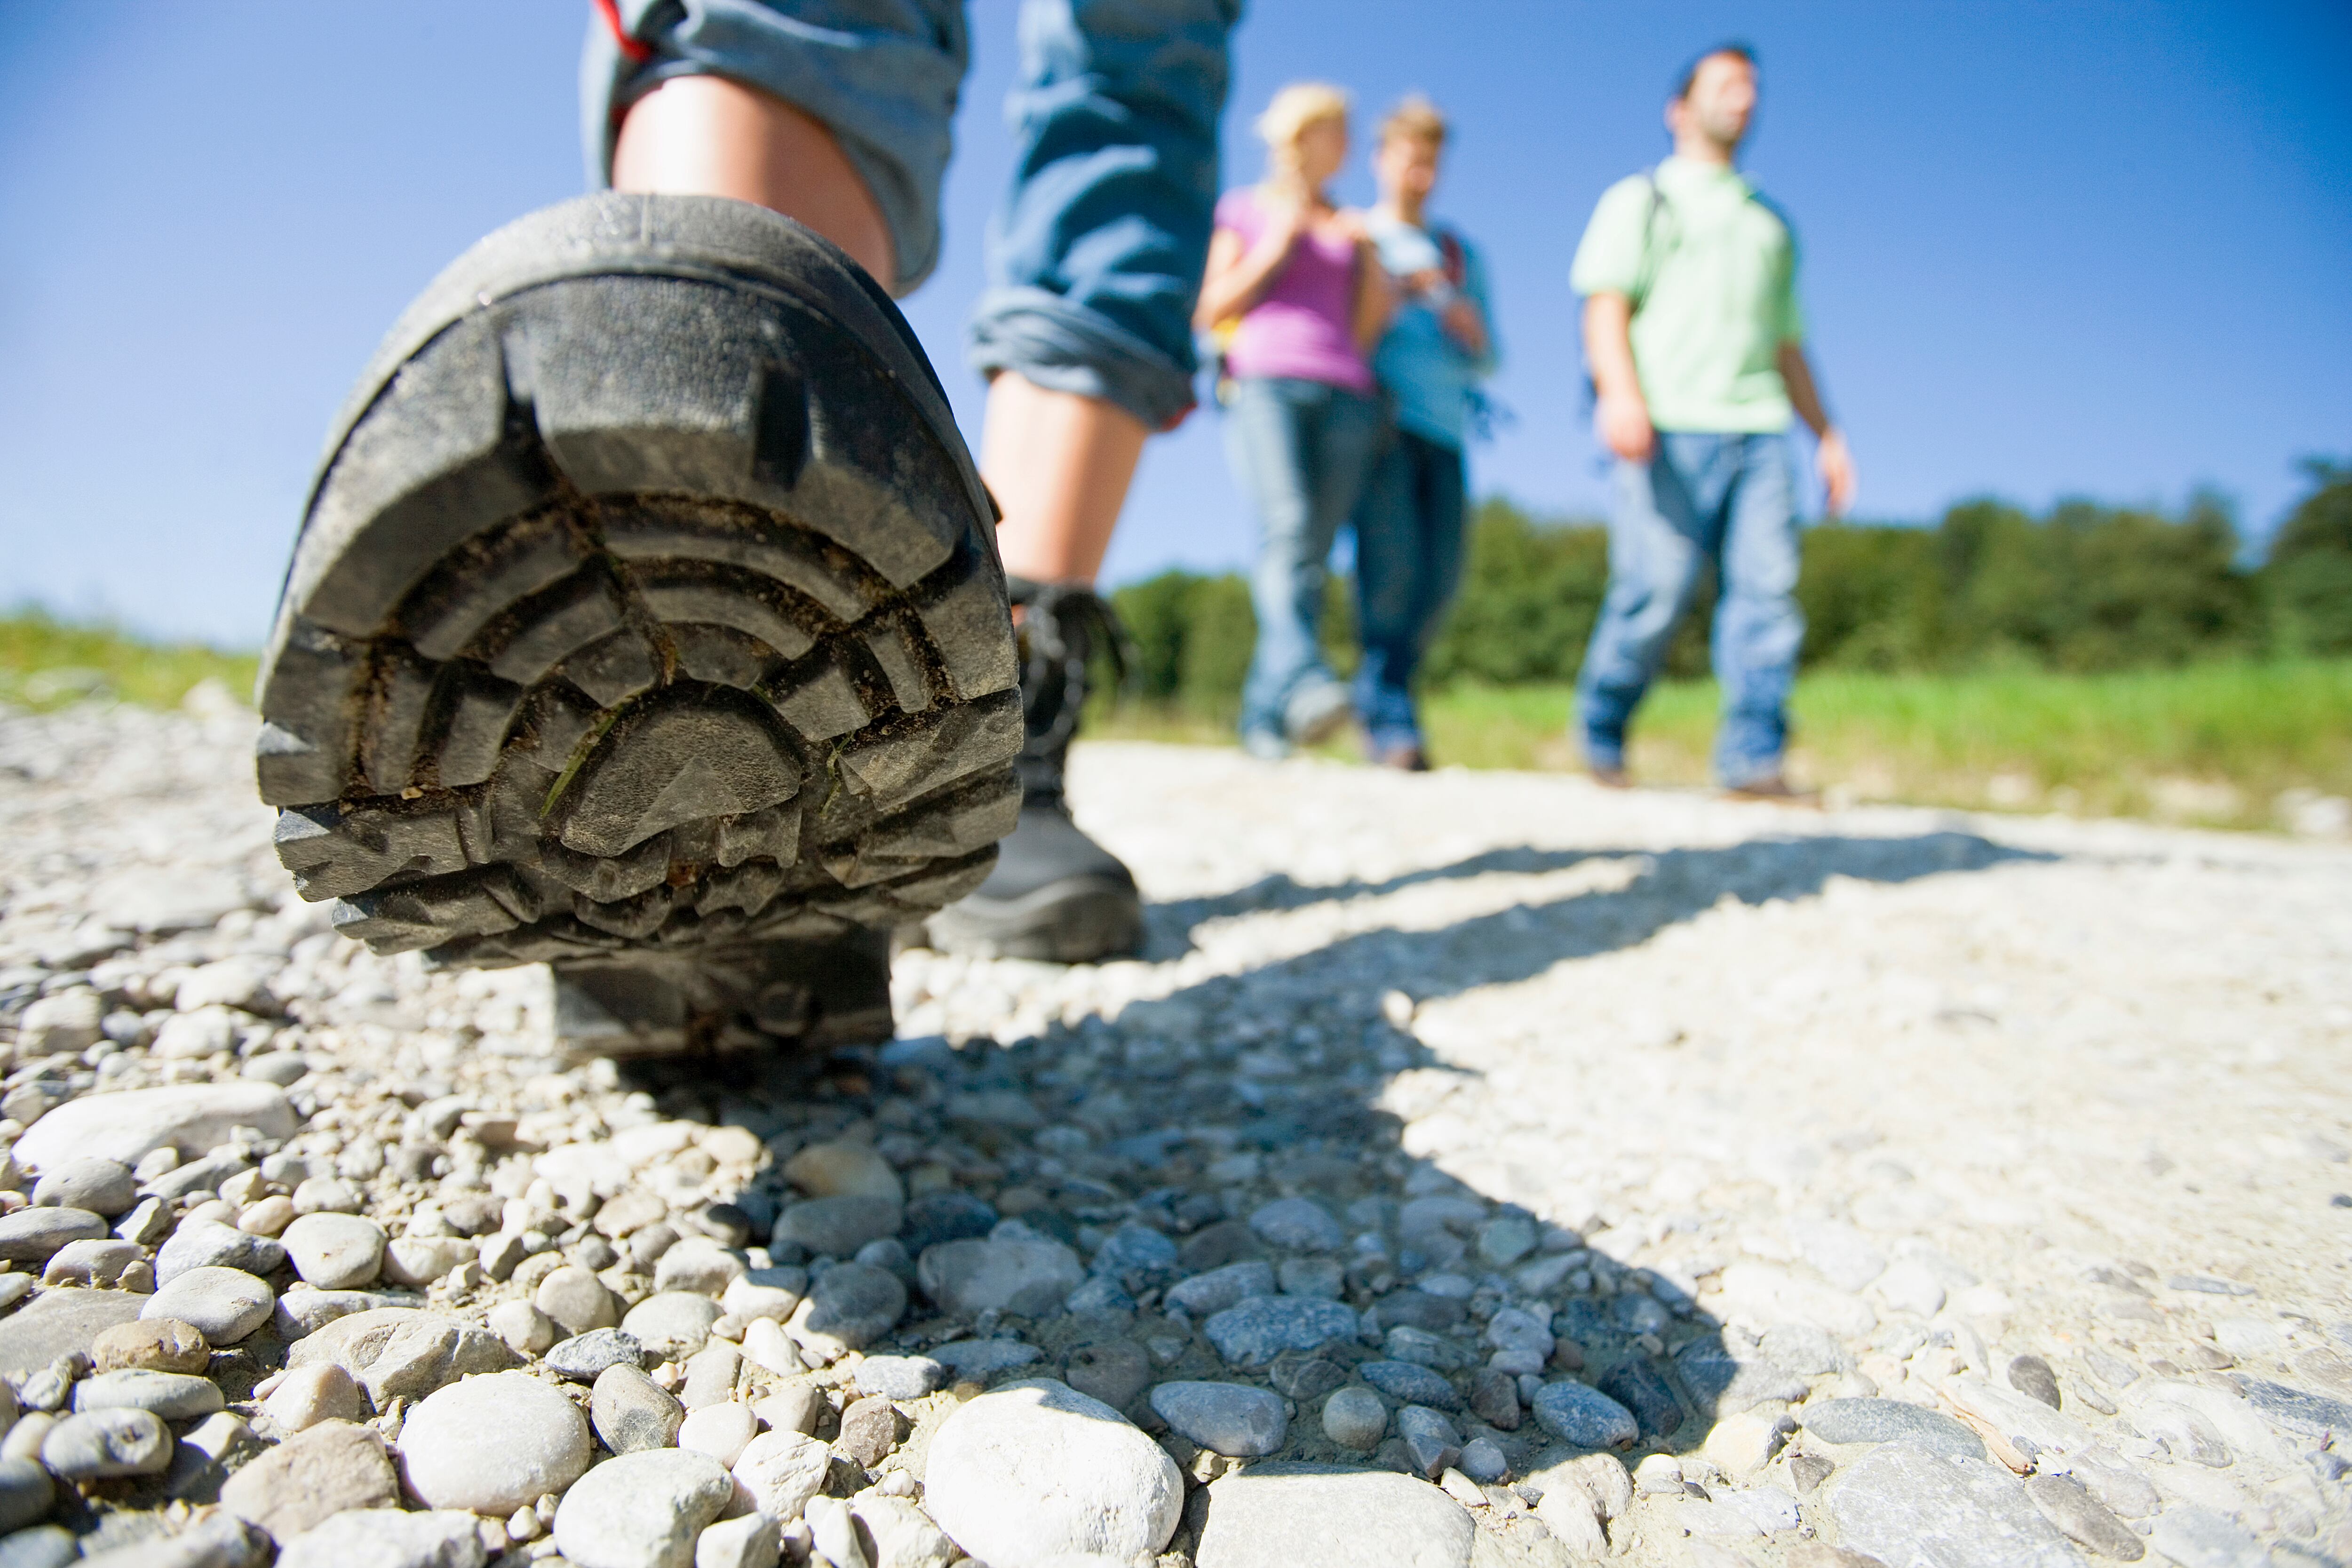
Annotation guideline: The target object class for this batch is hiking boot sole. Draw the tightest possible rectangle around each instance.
[258,193,1022,969]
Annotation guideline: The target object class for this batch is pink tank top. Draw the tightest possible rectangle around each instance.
[1214,188,1374,393]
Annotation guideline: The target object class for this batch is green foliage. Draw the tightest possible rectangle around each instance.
[2264,461,2352,656]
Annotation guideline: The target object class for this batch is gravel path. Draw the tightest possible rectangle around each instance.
[0,696,2347,1568]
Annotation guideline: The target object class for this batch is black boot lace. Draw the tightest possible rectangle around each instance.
[1007,577,1135,803]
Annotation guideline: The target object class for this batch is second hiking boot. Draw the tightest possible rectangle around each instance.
[256,194,1023,1058]
[924,580,1145,963]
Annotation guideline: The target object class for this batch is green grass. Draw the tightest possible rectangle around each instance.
[0,612,256,711]
[1099,661,2352,832]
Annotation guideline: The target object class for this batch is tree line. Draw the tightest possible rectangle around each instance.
[1111,461,2352,718]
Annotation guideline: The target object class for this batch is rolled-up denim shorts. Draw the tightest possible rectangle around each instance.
[583,0,1237,430]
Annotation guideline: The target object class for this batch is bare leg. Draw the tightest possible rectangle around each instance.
[612,75,897,289]
[982,373,1148,586]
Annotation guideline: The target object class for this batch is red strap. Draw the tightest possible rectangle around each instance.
[593,0,653,64]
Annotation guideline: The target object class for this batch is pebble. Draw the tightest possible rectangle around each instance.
[1164,1260,1276,1317]
[772,1196,902,1260]
[547,1328,645,1382]
[1675,1337,1811,1416]
[592,1363,685,1453]
[1800,1397,1986,1460]
[1247,1198,1343,1251]
[2146,1505,2267,1568]
[1062,1339,1150,1410]
[681,1343,742,1409]
[928,1338,1042,1380]
[624,1291,724,1361]
[1596,1357,1684,1437]
[1192,1462,1473,1568]
[221,1419,401,1541]
[677,1401,758,1467]
[11,1083,295,1172]
[655,1239,747,1297]
[16,992,103,1055]
[75,1369,223,1422]
[855,1354,945,1400]
[731,1428,830,1520]
[1149,1382,1288,1457]
[739,1317,804,1377]
[1828,1441,2084,1568]
[397,1371,592,1514]
[486,1299,557,1357]
[751,1382,826,1437]
[2021,1472,2144,1560]
[922,1380,1183,1566]
[2008,1353,2063,1410]
[41,1237,146,1287]
[916,1237,1085,1317]
[1530,1380,1639,1450]
[553,1449,735,1568]
[155,1220,286,1285]
[380,1237,477,1289]
[144,1266,275,1344]
[31,1159,139,1218]
[280,1213,386,1289]
[0,1290,147,1380]
[1359,1360,1461,1411]
[721,1267,808,1324]
[41,1407,172,1479]
[0,1457,54,1534]
[833,1393,900,1468]
[1202,1296,1359,1366]
[782,1141,904,1203]
[787,1262,904,1357]
[0,1209,108,1265]
[899,1192,998,1257]
[536,1266,620,1335]
[275,1509,488,1568]
[263,1363,366,1432]
[1395,1405,1462,1478]
[692,1512,779,1568]
[287,1308,516,1404]
[1468,1367,1519,1429]
[1320,1387,1387,1450]
[1267,1351,1346,1402]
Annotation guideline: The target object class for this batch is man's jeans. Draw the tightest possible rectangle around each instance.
[1352,427,1466,753]
[584,0,1237,431]
[1576,431,1804,786]
[1226,377,1382,746]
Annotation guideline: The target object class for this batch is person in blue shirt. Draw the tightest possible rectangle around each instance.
[1351,96,1498,769]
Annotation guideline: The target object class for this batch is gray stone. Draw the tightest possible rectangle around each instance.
[1395,1405,1461,1478]
[547,1328,645,1382]
[624,1290,725,1361]
[1801,1397,1986,1460]
[31,1159,138,1218]
[593,1362,686,1453]
[930,1338,1045,1378]
[77,1514,269,1568]
[1475,1215,1538,1269]
[12,1083,295,1173]
[1677,1337,1812,1415]
[1063,1339,1150,1409]
[789,1262,905,1357]
[1468,1368,1519,1430]
[898,1192,998,1257]
[554,1449,735,1568]
[397,1371,592,1514]
[1150,1382,1288,1457]
[280,1213,385,1290]
[1529,1381,1638,1450]
[1359,1361,1461,1412]
[1369,1290,1466,1333]
[1165,1260,1276,1317]
[143,1267,275,1344]
[1596,1358,1683,1438]
[1760,1322,1844,1377]
[155,1221,286,1285]
[2235,1375,2352,1438]
[771,1196,901,1260]
[1827,1441,2087,1568]
[2145,1505,2267,1568]
[0,1289,146,1375]
[286,1308,517,1403]
[1321,1387,1387,1450]
[917,1237,1084,1317]
[2009,1353,2063,1410]
[2023,1473,2143,1560]
[0,1526,78,1568]
[655,1239,747,1297]
[1268,1351,1346,1402]
[1248,1198,1343,1252]
[1193,1462,1474,1568]
[0,1458,53,1535]
[0,1210,107,1266]
[73,1370,223,1422]
[275,1509,488,1568]
[1383,1325,1470,1370]
[1203,1296,1359,1367]
[855,1355,944,1400]
[922,1380,1183,1566]
[535,1265,619,1335]
[41,1408,172,1479]
[221,1420,400,1541]
[833,1393,900,1468]
[38,1238,143,1287]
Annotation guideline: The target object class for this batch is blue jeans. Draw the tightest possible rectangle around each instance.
[583,0,1236,430]
[1576,431,1804,786]
[1351,427,1467,753]
[1226,378,1382,745]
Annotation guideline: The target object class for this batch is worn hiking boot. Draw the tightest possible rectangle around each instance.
[257,193,1022,1058]
[922,580,1144,963]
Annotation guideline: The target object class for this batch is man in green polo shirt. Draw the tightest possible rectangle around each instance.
[1569,42,1856,796]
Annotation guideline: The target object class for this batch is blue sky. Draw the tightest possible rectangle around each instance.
[2,1,2346,647]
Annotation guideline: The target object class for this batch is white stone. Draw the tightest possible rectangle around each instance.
[922,1380,1182,1566]
[281,1213,386,1289]
[14,1083,296,1173]
[555,1449,735,1568]
[397,1371,592,1514]
[678,1401,758,1467]
[732,1429,831,1522]
[277,1509,488,1568]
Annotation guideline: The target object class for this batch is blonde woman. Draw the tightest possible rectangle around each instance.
[1197,83,1394,757]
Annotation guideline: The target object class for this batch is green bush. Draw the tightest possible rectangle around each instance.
[2264,462,2352,656]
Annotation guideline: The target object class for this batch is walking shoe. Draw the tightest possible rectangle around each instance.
[257,193,1023,1058]
[1589,762,1632,789]
[923,580,1145,963]
[1285,680,1355,748]
[1724,774,1821,806]
[1368,739,1429,772]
